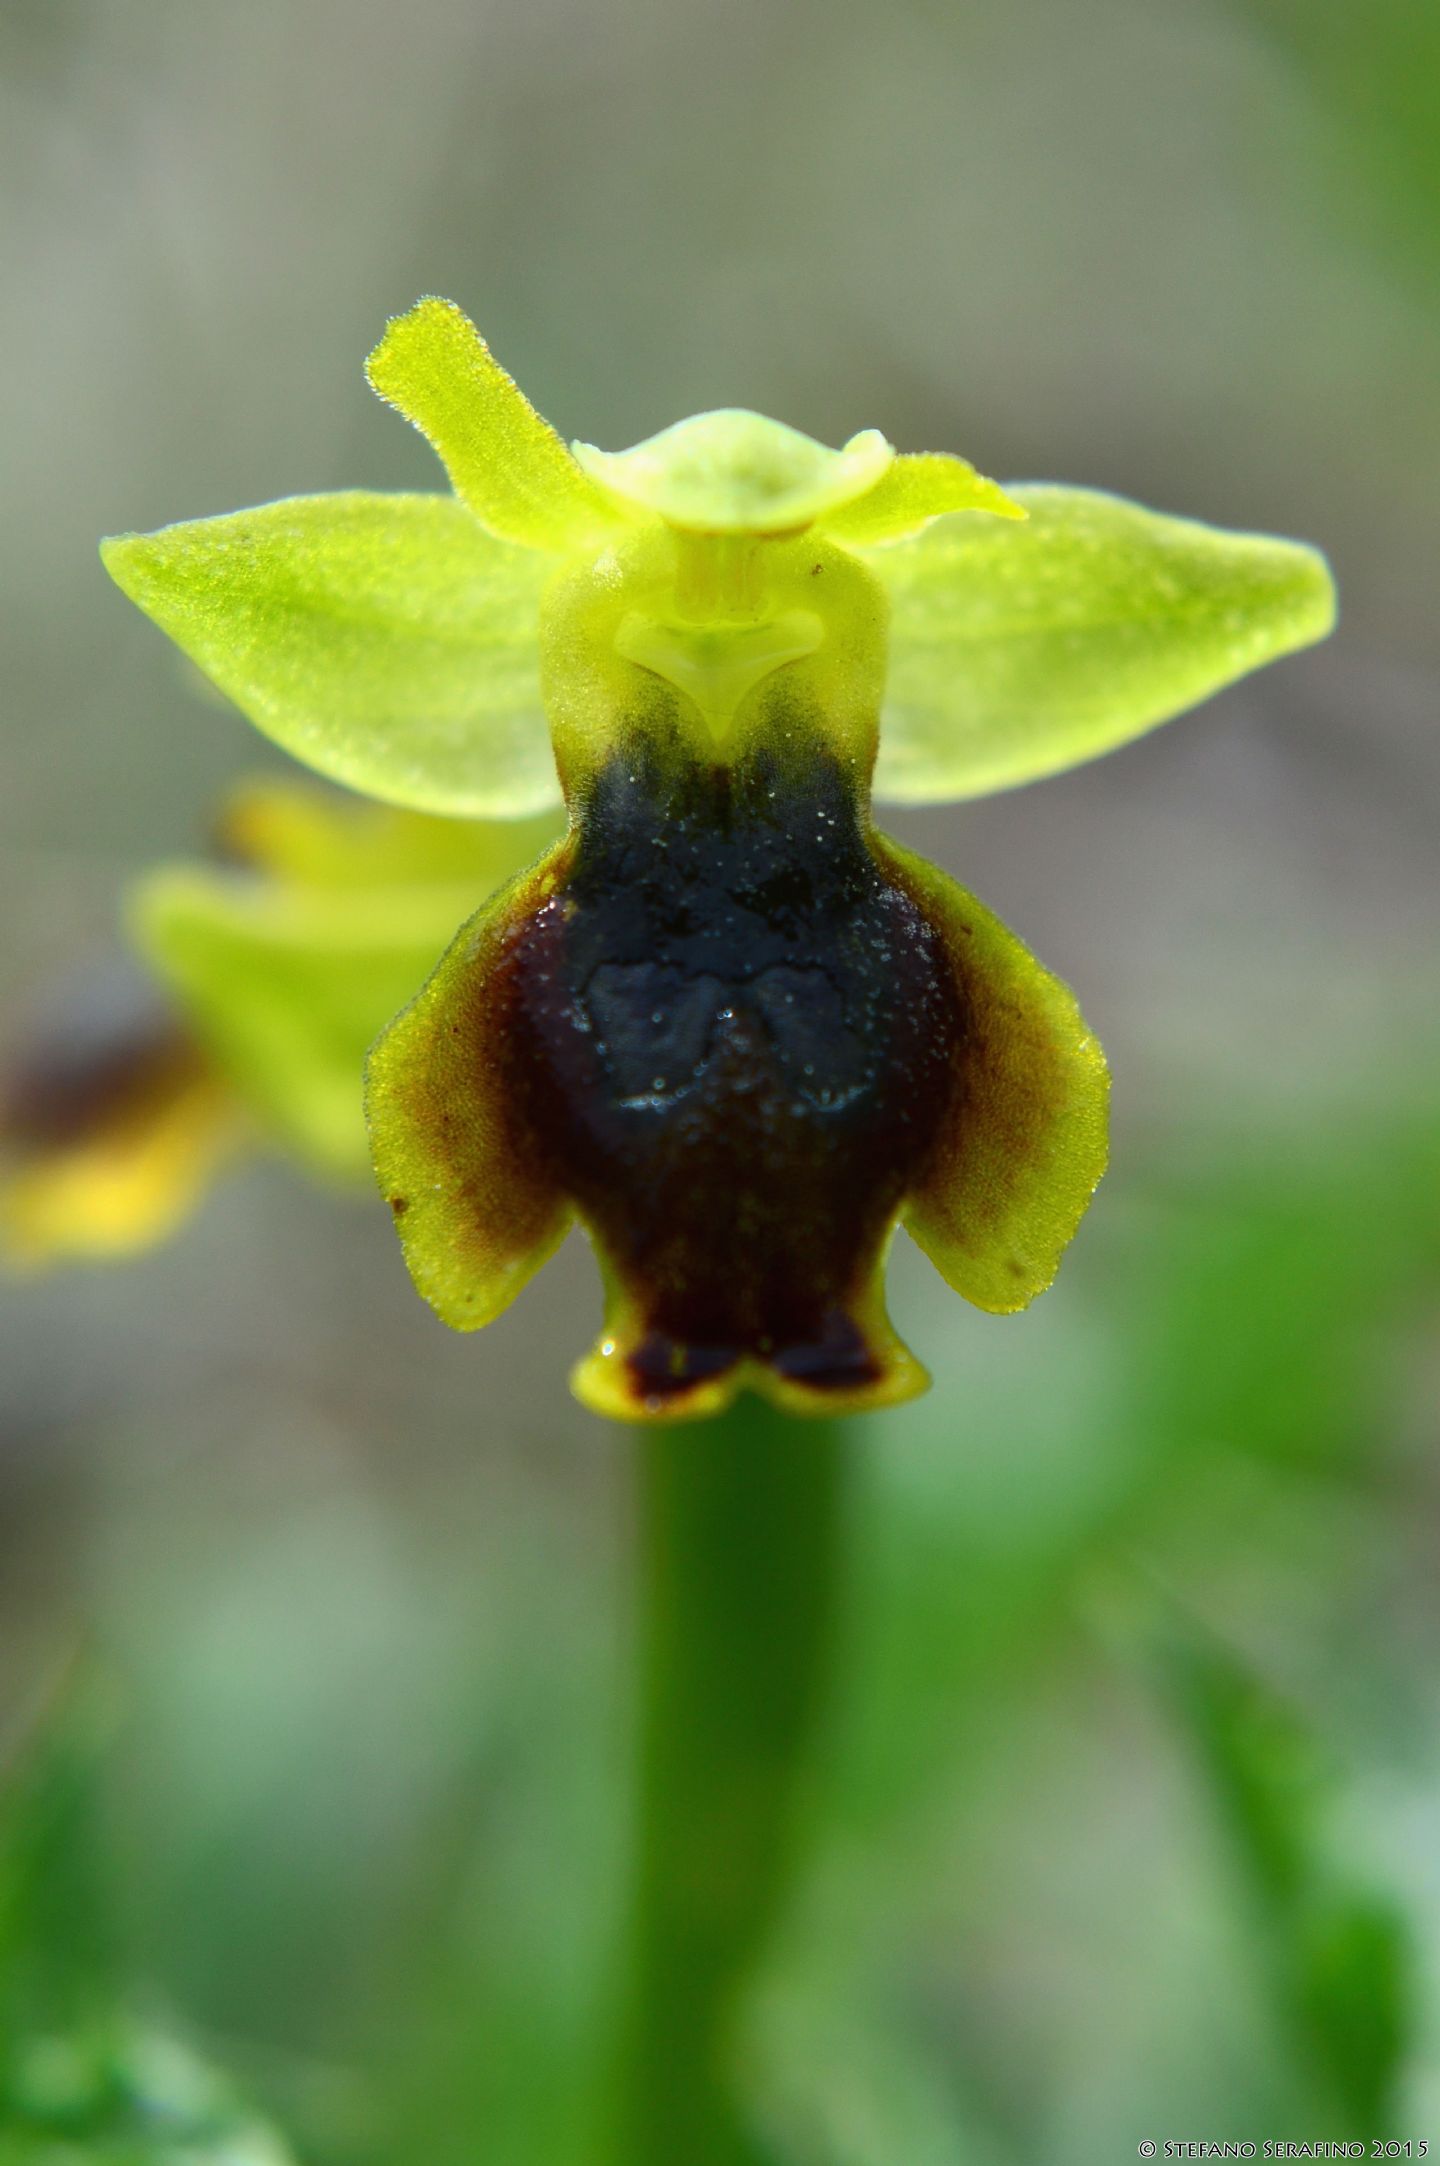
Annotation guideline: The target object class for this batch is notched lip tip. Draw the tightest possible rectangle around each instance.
[569,1337,933,1424]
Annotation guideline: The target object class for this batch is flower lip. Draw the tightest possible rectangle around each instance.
[571,410,894,535]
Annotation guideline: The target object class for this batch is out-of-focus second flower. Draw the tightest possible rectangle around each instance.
[0,964,238,1269]
[0,779,559,1269]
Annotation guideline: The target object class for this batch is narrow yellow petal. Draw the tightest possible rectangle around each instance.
[824,451,1025,546]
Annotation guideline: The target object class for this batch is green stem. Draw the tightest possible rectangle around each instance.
[613,1400,848,2166]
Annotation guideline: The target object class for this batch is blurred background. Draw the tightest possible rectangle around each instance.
[1,0,1437,2156]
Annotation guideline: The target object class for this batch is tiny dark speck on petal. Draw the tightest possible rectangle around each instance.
[811,563,824,575]
[389,1195,409,1216]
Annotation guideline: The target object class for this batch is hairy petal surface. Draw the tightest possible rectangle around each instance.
[102,493,558,818]
[875,835,1110,1310]
[822,451,1024,545]
[366,297,624,552]
[868,485,1337,803]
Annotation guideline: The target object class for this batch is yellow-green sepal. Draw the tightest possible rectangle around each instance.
[365,845,575,1329]
[869,485,1337,803]
[876,835,1109,1310]
[366,297,627,553]
[102,492,558,818]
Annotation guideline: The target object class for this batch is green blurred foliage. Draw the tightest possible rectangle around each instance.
[1238,0,1440,286]
[3,1078,1433,2162]
[0,1678,295,2163]
[1149,1614,1413,2134]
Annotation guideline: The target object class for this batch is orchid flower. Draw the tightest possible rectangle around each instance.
[98,300,1333,1420]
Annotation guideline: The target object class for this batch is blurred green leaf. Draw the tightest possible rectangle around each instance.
[0,1674,298,2163]
[1292,1892,1412,2136]
[749,1990,1010,2166]
[869,486,1335,803]
[0,1666,121,2035]
[0,2023,297,2163]
[101,494,558,819]
[1155,1615,1414,2133]
[1122,1116,1440,1485]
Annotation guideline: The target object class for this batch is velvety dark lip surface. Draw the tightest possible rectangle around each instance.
[500,724,965,1397]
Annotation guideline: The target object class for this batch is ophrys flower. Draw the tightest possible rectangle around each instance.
[101,300,1334,1419]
